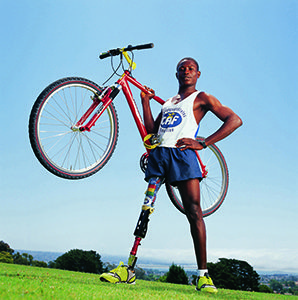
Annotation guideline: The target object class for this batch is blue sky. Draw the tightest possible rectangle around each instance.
[1,0,297,273]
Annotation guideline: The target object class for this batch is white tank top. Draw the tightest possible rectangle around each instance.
[158,91,200,148]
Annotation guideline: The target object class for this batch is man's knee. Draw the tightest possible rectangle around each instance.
[184,200,203,221]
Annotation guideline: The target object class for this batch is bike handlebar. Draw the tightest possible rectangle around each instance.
[99,43,154,59]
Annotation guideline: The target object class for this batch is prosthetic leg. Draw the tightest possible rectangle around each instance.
[127,177,162,269]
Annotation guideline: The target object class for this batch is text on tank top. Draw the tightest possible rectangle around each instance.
[157,90,200,148]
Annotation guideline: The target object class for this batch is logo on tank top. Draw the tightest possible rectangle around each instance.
[160,112,182,128]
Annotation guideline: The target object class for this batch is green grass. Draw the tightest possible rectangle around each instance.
[0,263,292,299]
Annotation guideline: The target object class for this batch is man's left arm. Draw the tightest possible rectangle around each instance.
[175,92,242,150]
[202,92,243,146]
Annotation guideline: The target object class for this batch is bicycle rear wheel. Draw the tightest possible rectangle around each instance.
[166,138,229,217]
[29,77,119,179]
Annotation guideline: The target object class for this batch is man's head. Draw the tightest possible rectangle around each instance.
[176,57,201,88]
[176,57,199,72]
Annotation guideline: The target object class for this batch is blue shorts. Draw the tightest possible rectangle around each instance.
[145,147,202,185]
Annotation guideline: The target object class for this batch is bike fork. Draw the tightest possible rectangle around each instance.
[72,84,121,132]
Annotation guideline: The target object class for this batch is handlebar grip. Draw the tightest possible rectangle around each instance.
[99,52,111,59]
[99,43,154,59]
[133,43,154,50]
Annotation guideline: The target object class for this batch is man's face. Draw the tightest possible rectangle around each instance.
[176,59,201,87]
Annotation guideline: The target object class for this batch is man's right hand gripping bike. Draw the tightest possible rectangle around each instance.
[28,43,229,217]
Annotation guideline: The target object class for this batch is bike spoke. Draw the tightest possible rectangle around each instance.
[166,141,228,217]
[31,78,118,178]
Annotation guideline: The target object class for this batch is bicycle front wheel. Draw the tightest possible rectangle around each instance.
[29,77,119,179]
[166,138,229,217]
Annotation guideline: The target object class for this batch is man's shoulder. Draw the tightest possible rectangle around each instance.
[195,91,209,104]
[197,91,211,99]
[194,91,219,112]
[163,94,178,104]
[196,91,218,104]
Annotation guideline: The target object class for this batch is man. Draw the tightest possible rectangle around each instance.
[100,58,242,293]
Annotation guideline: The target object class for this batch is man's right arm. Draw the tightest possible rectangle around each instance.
[141,87,161,133]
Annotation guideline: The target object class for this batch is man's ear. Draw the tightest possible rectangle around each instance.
[197,71,201,78]
[176,72,178,80]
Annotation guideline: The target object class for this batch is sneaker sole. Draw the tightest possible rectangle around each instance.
[100,277,136,285]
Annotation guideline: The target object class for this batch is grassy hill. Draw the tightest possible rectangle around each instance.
[0,263,292,299]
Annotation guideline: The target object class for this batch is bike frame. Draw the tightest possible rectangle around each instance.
[118,70,165,140]
[73,68,208,177]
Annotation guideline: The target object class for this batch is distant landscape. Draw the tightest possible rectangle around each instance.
[16,249,297,275]
[16,249,174,270]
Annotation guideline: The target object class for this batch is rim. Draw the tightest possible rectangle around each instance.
[35,82,116,174]
[169,144,228,217]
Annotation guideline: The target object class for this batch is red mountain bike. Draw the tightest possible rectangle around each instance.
[29,43,229,217]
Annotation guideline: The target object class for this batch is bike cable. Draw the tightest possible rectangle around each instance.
[101,50,136,86]
[101,55,123,86]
